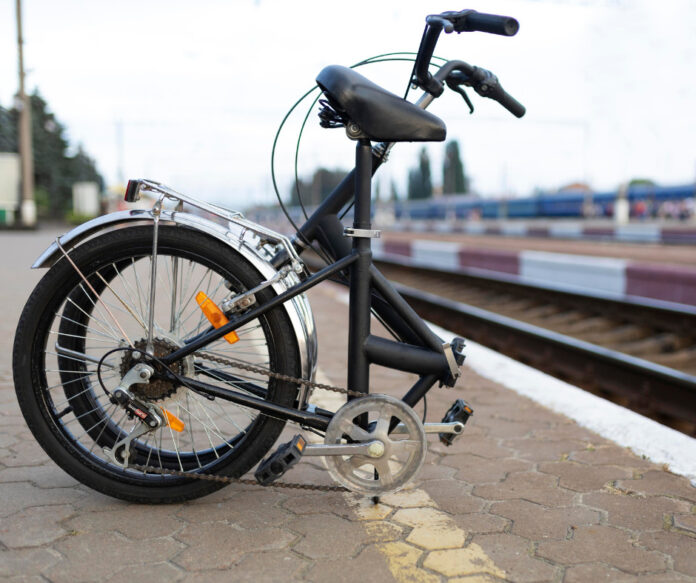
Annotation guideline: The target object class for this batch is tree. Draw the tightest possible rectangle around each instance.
[0,91,104,217]
[290,168,347,206]
[442,140,468,194]
[0,104,17,152]
[407,147,432,200]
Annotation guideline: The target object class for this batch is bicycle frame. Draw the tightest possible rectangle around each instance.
[53,61,469,434]
[151,137,459,433]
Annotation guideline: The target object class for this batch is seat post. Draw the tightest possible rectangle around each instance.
[347,139,373,396]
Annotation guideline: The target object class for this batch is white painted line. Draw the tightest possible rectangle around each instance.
[428,321,696,485]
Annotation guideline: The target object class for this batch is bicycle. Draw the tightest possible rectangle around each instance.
[12,9,525,503]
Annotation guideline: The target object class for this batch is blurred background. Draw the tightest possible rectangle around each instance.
[0,0,695,223]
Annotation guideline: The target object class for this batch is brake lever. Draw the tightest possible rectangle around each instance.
[446,79,475,114]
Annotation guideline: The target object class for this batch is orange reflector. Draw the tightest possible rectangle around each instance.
[161,409,185,433]
[296,436,306,452]
[195,291,239,344]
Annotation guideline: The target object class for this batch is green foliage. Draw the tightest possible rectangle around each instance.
[0,104,17,152]
[0,91,104,218]
[629,178,656,187]
[408,147,432,200]
[442,140,469,194]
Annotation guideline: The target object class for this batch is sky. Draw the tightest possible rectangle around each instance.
[1,0,695,208]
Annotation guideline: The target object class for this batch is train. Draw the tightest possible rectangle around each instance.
[391,183,695,221]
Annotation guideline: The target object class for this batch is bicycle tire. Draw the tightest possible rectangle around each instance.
[13,225,300,503]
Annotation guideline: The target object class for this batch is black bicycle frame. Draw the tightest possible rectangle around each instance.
[160,64,470,430]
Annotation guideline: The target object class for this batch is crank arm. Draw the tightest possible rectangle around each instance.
[392,421,465,435]
[303,439,385,458]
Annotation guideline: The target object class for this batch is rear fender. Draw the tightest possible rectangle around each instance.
[33,210,318,384]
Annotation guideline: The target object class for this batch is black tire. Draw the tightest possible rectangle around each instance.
[13,225,301,503]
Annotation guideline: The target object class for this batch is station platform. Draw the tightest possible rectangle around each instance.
[1,228,695,582]
[376,230,696,307]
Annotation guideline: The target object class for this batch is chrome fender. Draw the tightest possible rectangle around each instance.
[33,209,318,383]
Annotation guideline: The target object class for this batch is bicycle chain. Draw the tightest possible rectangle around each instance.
[126,346,366,492]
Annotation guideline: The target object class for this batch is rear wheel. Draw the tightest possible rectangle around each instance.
[13,225,300,503]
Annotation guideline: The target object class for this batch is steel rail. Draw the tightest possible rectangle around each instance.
[394,282,696,431]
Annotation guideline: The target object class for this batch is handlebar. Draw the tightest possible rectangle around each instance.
[427,10,519,36]
[413,9,525,118]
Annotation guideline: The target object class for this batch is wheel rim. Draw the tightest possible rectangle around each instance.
[37,239,286,481]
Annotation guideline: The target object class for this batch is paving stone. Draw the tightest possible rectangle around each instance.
[173,523,294,571]
[227,551,307,582]
[0,482,82,518]
[446,435,514,459]
[565,564,693,583]
[281,491,350,516]
[474,533,560,582]
[106,562,184,583]
[537,525,669,573]
[288,513,368,559]
[673,513,696,535]
[423,543,507,579]
[0,548,62,577]
[531,423,597,442]
[420,479,486,514]
[377,541,439,583]
[346,496,394,521]
[473,471,576,507]
[0,440,50,467]
[407,523,467,550]
[0,464,80,488]
[571,444,655,469]
[391,506,453,529]
[583,491,690,531]
[379,487,437,509]
[48,531,183,583]
[445,454,532,483]
[453,512,510,535]
[538,461,632,492]
[639,530,696,577]
[306,545,396,583]
[616,471,696,503]
[417,462,457,481]
[67,506,185,540]
[176,490,288,528]
[503,438,589,463]
[0,504,73,548]
[490,499,599,540]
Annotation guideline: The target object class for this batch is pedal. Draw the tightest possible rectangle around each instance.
[439,399,473,446]
[254,435,306,486]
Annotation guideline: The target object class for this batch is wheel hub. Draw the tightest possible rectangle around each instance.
[119,338,183,402]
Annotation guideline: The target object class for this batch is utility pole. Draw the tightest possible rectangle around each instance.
[16,0,36,227]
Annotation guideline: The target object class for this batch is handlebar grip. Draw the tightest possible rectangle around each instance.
[494,89,526,118]
[457,11,519,36]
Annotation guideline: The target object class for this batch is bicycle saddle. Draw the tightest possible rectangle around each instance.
[316,65,447,142]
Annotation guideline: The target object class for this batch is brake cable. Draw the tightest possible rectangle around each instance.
[270,52,448,258]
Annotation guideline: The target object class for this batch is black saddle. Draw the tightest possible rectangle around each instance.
[316,65,446,143]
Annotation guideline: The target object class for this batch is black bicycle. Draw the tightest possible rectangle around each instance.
[13,9,525,503]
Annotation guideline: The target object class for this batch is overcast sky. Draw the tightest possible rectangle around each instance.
[1,0,695,207]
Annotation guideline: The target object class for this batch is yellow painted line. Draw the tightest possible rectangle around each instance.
[311,371,505,581]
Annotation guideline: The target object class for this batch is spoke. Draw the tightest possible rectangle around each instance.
[373,458,395,486]
[349,455,371,469]
[113,261,149,328]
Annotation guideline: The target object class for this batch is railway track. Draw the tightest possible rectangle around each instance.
[304,252,696,434]
[370,256,696,435]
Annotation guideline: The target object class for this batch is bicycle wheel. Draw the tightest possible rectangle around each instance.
[13,225,300,503]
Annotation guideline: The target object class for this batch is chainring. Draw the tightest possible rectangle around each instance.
[323,394,427,495]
